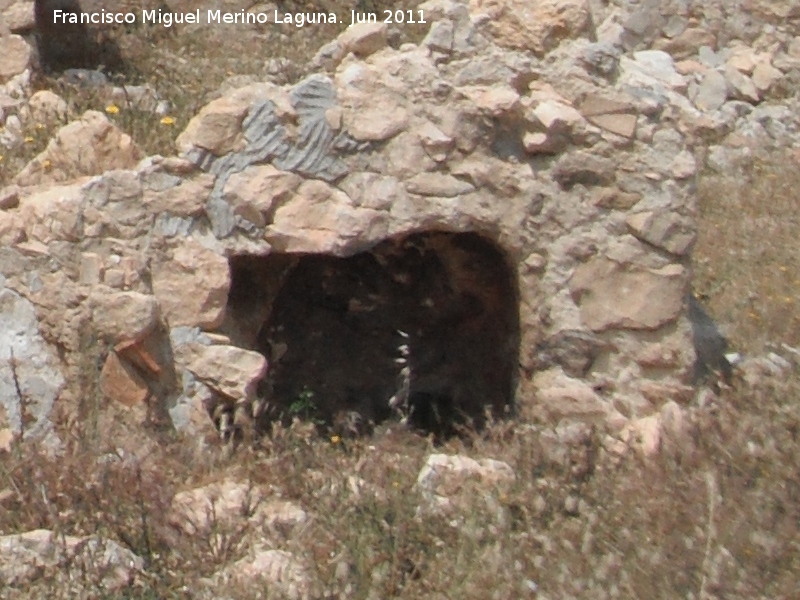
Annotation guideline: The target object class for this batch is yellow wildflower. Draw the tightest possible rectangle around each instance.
[105,104,120,115]
[330,435,341,445]
[160,116,176,126]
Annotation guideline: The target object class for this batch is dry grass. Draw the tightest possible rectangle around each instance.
[2,373,800,599]
[693,153,800,354]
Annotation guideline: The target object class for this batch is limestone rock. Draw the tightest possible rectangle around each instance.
[523,98,586,151]
[637,342,681,370]
[591,187,641,210]
[623,414,661,457]
[151,239,230,330]
[751,60,783,92]
[338,21,388,57]
[470,0,591,56]
[724,65,760,102]
[0,286,64,439]
[17,181,85,243]
[654,28,716,60]
[416,453,515,513]
[5,1,36,32]
[15,111,142,186]
[417,121,455,162]
[523,131,564,154]
[337,172,406,211]
[0,211,24,244]
[579,42,621,77]
[142,173,213,216]
[637,380,693,406]
[570,257,686,331]
[626,210,696,256]
[208,549,315,600]
[266,179,387,254]
[182,343,267,402]
[170,479,306,536]
[223,164,302,227]
[534,330,606,377]
[0,34,32,83]
[100,351,150,407]
[692,70,729,111]
[659,399,693,456]
[0,529,143,590]
[726,46,762,75]
[552,152,616,189]
[530,99,584,131]
[405,172,475,196]
[620,50,686,91]
[0,427,12,453]
[533,367,607,419]
[0,185,19,210]
[23,90,68,124]
[88,287,159,343]
[458,84,520,116]
[176,93,250,156]
[311,21,387,71]
[342,93,408,141]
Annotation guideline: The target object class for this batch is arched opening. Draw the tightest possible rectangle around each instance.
[225,231,520,439]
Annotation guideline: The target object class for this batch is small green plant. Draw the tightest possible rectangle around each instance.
[288,387,324,425]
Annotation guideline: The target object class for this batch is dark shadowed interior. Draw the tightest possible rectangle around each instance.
[34,0,125,72]
[224,231,520,439]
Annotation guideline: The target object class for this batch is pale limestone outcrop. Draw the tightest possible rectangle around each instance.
[89,287,160,344]
[469,0,591,56]
[0,529,143,590]
[0,34,31,83]
[179,342,267,403]
[169,479,307,536]
[570,258,686,331]
[14,111,142,186]
[5,0,800,446]
[151,238,230,330]
[205,549,316,600]
[416,453,515,516]
[533,368,608,420]
[0,285,64,441]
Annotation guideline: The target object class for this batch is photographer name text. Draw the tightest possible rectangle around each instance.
[52,8,427,28]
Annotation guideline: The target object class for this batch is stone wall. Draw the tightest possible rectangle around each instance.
[7,0,799,444]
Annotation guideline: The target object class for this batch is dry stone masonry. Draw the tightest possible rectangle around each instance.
[2,0,800,447]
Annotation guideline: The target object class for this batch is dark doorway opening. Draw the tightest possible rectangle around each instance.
[225,231,520,440]
[34,0,126,72]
